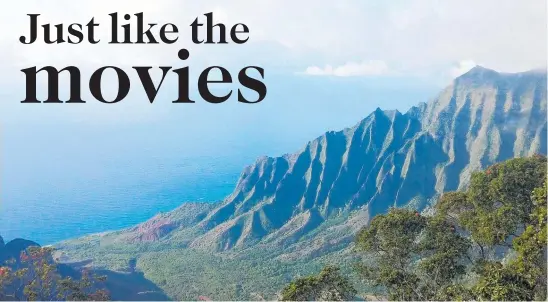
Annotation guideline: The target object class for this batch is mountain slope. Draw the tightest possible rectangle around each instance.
[187,66,547,251]
[57,67,547,300]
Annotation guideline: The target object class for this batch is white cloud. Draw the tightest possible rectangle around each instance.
[303,60,389,77]
[449,60,478,78]
[207,0,545,74]
[0,0,545,77]
[0,0,545,103]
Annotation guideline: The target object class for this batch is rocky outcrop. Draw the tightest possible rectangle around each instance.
[114,202,217,243]
[71,67,547,254]
[187,67,547,251]
[55,67,548,301]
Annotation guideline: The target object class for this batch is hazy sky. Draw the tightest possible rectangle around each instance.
[1,0,545,73]
[0,0,545,139]
[0,0,545,125]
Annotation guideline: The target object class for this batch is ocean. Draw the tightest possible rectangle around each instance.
[0,122,306,245]
[0,119,327,245]
[0,75,439,245]
[1,152,244,245]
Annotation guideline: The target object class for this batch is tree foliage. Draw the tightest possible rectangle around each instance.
[441,156,546,250]
[355,209,427,300]
[473,180,548,301]
[0,246,109,301]
[355,208,471,300]
[280,266,356,301]
[355,156,547,301]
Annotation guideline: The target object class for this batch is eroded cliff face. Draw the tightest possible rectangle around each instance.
[422,67,547,192]
[64,67,547,254]
[180,67,546,251]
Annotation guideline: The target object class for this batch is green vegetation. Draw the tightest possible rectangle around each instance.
[0,246,109,301]
[281,156,546,300]
[354,208,471,300]
[57,156,547,300]
[280,266,356,301]
[17,68,547,300]
[55,208,360,300]
[349,155,547,300]
[58,239,355,300]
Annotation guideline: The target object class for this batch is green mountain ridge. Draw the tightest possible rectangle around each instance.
[56,66,547,300]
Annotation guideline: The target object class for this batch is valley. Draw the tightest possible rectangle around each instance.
[55,66,547,300]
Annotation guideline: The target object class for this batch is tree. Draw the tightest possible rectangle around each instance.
[416,215,471,296]
[509,181,547,300]
[490,180,547,301]
[355,156,547,301]
[472,260,535,301]
[438,156,546,256]
[355,208,470,300]
[355,208,427,300]
[0,246,109,301]
[436,156,547,300]
[280,266,356,301]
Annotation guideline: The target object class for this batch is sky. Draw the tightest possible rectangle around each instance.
[1,1,545,73]
[0,0,545,127]
[0,1,546,242]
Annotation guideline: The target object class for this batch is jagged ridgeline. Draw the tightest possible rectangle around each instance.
[57,67,547,300]
[190,66,547,251]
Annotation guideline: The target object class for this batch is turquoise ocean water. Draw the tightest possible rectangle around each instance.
[0,75,438,245]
